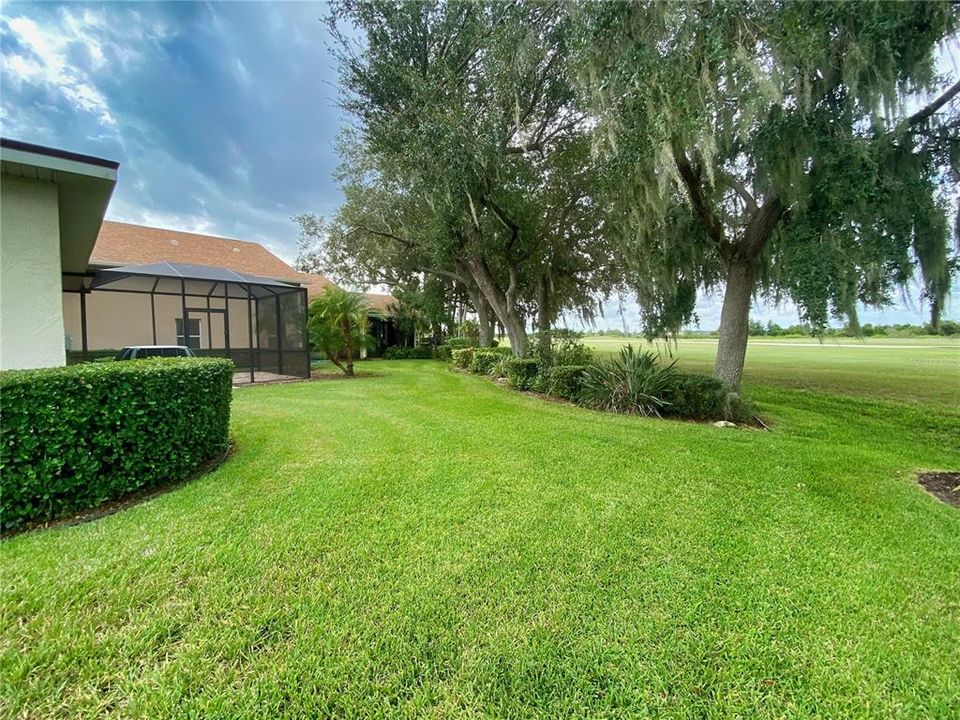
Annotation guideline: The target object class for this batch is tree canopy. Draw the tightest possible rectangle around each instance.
[572,0,959,386]
[302,0,958,386]
[308,0,621,356]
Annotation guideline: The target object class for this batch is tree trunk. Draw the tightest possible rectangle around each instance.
[713,258,755,389]
[713,193,784,389]
[476,297,494,347]
[466,284,494,347]
[930,296,941,334]
[464,256,528,356]
[536,276,551,364]
[325,350,347,375]
[343,319,355,377]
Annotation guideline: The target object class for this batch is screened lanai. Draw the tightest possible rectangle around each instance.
[62,262,310,383]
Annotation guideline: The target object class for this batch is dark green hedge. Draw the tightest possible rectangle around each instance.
[470,347,512,375]
[0,358,233,530]
[542,365,589,400]
[432,344,453,362]
[384,345,434,360]
[505,358,540,390]
[451,348,475,369]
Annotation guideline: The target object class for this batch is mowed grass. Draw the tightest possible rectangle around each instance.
[2,355,959,718]
[584,335,960,408]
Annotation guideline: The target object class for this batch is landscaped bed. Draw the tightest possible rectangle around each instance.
[2,355,958,718]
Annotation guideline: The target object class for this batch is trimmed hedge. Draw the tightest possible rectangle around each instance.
[543,365,589,400]
[451,347,475,369]
[661,373,753,421]
[662,373,727,419]
[469,347,512,375]
[505,358,540,390]
[384,345,433,360]
[0,358,233,530]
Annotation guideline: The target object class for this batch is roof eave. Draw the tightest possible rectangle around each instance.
[1,138,118,273]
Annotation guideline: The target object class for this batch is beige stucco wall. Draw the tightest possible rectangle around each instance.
[0,176,65,369]
[62,290,254,351]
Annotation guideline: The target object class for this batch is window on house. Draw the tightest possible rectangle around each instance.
[175,318,201,349]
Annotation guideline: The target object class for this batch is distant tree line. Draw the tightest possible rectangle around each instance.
[296,0,959,389]
[590,319,959,339]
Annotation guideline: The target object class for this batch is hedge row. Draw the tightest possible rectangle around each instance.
[0,358,233,530]
[383,345,434,360]
[451,348,750,422]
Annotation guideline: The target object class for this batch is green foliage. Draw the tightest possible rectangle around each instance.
[528,370,548,394]
[322,1,621,357]
[532,329,595,368]
[469,348,511,376]
[488,354,512,380]
[505,358,541,390]
[579,346,679,417]
[432,344,453,362]
[938,320,960,336]
[457,320,480,347]
[384,346,433,360]
[661,373,753,422]
[542,365,590,401]
[0,358,232,530]
[573,1,959,384]
[307,287,374,376]
[451,348,475,370]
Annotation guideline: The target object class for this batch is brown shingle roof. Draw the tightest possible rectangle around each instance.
[89,221,392,308]
[294,272,337,299]
[363,293,398,314]
[91,221,305,282]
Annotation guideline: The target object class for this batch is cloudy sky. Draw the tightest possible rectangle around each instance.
[1,1,957,330]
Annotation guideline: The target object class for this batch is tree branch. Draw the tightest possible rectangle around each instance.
[419,266,467,284]
[671,140,725,247]
[907,79,960,126]
[719,169,758,215]
[348,224,412,247]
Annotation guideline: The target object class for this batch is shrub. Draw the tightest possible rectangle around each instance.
[661,373,727,419]
[529,371,548,393]
[432,344,453,362]
[543,365,589,400]
[0,358,233,530]
[469,347,511,375]
[457,319,480,346]
[489,355,512,379]
[531,329,593,367]
[505,358,541,390]
[451,347,475,369]
[578,345,678,416]
[448,337,471,351]
[384,345,433,360]
[657,373,755,421]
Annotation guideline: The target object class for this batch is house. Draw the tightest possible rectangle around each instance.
[1,138,401,375]
[78,220,404,358]
[0,139,117,369]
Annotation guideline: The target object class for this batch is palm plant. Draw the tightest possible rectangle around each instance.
[579,345,678,416]
[307,288,374,376]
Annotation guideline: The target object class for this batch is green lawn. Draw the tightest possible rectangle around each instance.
[2,355,959,718]
[583,335,960,408]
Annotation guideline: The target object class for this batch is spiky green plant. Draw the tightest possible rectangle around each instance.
[579,345,678,416]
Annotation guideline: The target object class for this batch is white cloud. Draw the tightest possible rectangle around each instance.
[3,13,118,126]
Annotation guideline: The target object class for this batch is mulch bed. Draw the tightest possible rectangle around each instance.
[1,444,234,540]
[918,471,960,508]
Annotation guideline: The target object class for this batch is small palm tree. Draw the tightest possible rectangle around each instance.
[307,288,373,376]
